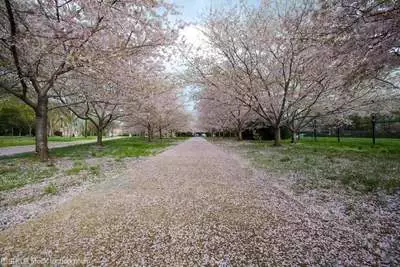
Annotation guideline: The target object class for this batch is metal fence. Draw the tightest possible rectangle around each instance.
[301,119,400,144]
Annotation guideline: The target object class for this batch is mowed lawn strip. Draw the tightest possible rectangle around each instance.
[0,136,97,148]
[0,137,183,191]
[218,137,400,193]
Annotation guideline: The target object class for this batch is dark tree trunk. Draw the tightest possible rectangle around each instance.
[237,128,243,141]
[84,119,88,138]
[96,127,103,146]
[273,127,281,146]
[291,130,299,144]
[35,96,49,161]
[159,128,162,139]
[147,125,153,142]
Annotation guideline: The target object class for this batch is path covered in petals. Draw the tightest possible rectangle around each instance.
[0,138,389,265]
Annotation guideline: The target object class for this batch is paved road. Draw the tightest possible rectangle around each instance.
[0,137,120,157]
[0,138,389,265]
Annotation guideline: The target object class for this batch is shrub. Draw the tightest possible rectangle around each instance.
[54,130,63,136]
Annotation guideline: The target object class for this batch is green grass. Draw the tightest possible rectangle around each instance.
[89,165,100,176]
[297,136,400,154]
[237,137,400,193]
[0,160,57,191]
[65,163,86,175]
[44,183,57,194]
[65,161,100,176]
[0,136,96,147]
[50,137,179,159]
[0,137,184,191]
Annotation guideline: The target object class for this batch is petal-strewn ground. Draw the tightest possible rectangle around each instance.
[1,138,398,265]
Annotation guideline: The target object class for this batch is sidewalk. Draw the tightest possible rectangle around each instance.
[0,137,122,157]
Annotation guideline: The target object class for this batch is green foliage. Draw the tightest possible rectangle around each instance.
[0,97,35,136]
[44,183,57,194]
[348,113,371,131]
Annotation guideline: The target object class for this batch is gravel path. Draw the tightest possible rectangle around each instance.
[0,137,122,157]
[0,138,398,265]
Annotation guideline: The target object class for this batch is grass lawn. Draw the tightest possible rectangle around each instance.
[298,136,400,152]
[50,137,180,159]
[0,136,96,147]
[0,159,57,191]
[0,137,185,191]
[220,136,400,193]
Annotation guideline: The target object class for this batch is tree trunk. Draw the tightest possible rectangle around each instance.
[159,128,162,139]
[291,130,299,144]
[84,119,88,138]
[147,125,153,142]
[35,96,49,161]
[273,127,281,146]
[237,128,243,141]
[96,127,103,146]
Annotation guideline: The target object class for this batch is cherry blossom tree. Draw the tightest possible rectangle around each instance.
[185,2,327,145]
[124,78,190,141]
[0,0,178,160]
[185,0,383,145]
[196,85,253,140]
[313,0,400,85]
[55,69,129,145]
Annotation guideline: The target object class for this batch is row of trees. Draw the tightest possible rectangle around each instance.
[124,79,191,141]
[187,0,399,145]
[0,97,34,135]
[0,96,117,137]
[0,0,191,161]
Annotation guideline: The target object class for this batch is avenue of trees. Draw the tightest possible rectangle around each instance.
[188,0,400,145]
[1,0,399,161]
[0,0,191,161]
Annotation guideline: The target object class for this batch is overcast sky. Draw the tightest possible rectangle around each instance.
[171,0,260,22]
[168,0,261,113]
